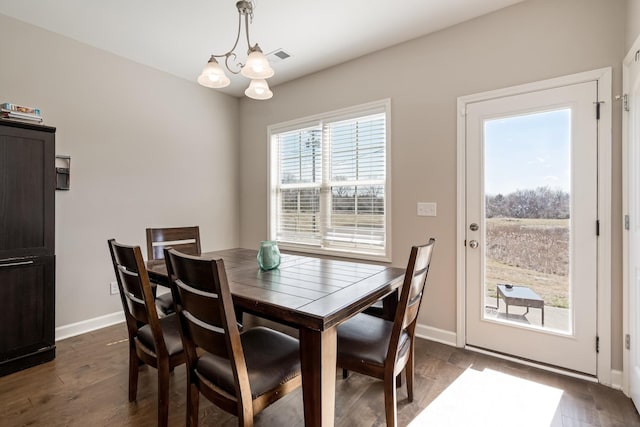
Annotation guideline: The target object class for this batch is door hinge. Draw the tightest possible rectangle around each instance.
[625,214,630,230]
[596,336,600,353]
[595,101,604,120]
[624,94,630,112]
[626,334,631,350]
[596,220,600,236]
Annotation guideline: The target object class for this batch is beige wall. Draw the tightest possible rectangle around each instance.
[0,14,241,328]
[239,0,626,369]
[0,0,629,371]
[627,0,640,51]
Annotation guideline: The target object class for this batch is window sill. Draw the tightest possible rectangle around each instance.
[277,242,391,264]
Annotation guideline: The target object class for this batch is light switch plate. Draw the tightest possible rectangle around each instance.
[417,202,437,217]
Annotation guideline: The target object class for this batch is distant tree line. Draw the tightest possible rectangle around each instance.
[282,186,384,214]
[486,187,569,219]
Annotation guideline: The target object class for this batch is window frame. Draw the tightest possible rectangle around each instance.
[267,99,392,262]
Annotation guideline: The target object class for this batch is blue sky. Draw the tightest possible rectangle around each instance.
[484,109,571,196]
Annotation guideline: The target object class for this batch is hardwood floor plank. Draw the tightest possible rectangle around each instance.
[0,324,638,427]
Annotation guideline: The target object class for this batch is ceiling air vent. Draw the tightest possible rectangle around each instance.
[267,49,291,63]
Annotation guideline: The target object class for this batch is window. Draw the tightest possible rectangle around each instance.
[268,100,390,260]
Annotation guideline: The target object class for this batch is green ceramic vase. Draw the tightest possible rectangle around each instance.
[257,240,281,270]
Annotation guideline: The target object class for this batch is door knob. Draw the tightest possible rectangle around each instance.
[469,240,479,249]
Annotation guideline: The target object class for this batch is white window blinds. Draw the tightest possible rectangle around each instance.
[325,113,386,251]
[275,126,322,245]
[270,100,390,260]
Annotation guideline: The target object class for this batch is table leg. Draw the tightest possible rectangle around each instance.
[382,289,399,321]
[299,327,337,427]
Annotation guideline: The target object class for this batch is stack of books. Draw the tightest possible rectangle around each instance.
[1,102,43,124]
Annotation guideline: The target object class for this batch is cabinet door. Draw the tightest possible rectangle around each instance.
[0,125,55,258]
[0,256,55,362]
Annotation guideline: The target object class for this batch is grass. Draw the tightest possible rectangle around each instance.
[485,217,569,308]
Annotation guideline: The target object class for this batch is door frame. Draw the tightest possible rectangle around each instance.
[456,68,612,385]
[623,35,640,396]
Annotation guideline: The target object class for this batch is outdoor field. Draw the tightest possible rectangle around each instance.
[485,217,570,309]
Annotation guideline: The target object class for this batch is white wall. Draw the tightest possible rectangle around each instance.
[239,0,626,368]
[0,14,241,328]
[627,0,640,51]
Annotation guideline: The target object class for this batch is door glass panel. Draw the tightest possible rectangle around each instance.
[483,109,571,333]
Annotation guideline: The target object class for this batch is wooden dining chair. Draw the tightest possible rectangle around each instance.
[146,226,201,315]
[337,238,436,427]
[164,248,302,427]
[107,239,185,427]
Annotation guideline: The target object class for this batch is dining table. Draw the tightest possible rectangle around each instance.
[146,247,405,427]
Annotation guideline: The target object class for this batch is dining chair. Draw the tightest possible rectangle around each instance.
[164,248,302,427]
[337,238,436,427]
[146,226,201,315]
[107,239,185,427]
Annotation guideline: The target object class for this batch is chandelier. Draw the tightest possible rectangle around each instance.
[197,0,274,100]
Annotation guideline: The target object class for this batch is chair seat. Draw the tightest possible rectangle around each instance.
[196,326,300,399]
[156,292,175,315]
[337,313,410,367]
[137,314,183,357]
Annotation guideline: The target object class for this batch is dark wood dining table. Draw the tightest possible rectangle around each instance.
[146,248,405,427]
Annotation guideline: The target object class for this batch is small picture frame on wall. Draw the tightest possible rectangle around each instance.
[55,155,70,190]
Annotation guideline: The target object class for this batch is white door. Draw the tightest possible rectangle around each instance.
[465,81,599,375]
[626,47,640,411]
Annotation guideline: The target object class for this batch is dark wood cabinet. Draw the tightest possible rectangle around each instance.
[0,119,56,376]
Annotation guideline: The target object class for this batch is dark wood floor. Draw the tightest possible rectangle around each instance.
[1,323,638,427]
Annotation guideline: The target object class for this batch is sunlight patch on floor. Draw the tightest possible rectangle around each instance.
[408,368,563,427]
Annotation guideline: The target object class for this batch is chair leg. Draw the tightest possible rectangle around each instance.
[157,361,170,427]
[239,405,254,427]
[128,344,139,402]
[395,373,402,388]
[406,344,415,402]
[186,381,199,427]
[342,368,349,379]
[384,373,398,427]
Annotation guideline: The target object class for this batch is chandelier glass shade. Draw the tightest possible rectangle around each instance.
[198,1,274,99]
[244,79,273,100]
[197,58,231,88]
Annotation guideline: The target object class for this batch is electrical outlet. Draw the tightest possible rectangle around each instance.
[110,281,119,295]
[417,202,437,217]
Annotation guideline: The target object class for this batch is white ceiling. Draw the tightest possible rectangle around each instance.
[0,0,525,97]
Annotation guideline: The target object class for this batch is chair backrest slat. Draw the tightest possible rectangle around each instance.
[146,226,201,261]
[118,266,150,324]
[173,277,230,357]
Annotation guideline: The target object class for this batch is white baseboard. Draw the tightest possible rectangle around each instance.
[610,369,623,391]
[415,323,457,347]
[55,311,124,342]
